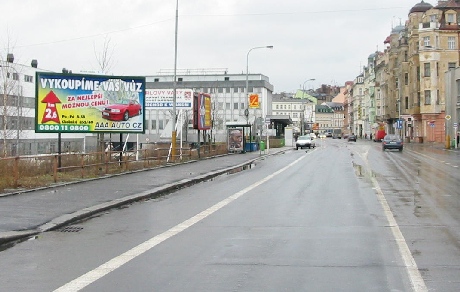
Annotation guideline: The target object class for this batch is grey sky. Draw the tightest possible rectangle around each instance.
[1,0,436,93]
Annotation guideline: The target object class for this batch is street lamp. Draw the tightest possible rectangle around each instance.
[245,45,273,117]
[171,0,179,161]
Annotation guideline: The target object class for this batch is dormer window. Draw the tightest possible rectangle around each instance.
[430,15,436,22]
[447,13,455,24]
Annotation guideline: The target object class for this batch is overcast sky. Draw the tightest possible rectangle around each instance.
[1,0,437,93]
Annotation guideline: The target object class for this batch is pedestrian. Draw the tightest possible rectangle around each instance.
[370,133,373,141]
[457,131,459,147]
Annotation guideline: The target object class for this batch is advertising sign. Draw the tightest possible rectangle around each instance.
[193,92,212,130]
[228,128,243,152]
[249,93,259,109]
[145,89,193,109]
[35,72,145,133]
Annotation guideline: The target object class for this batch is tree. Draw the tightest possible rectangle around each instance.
[0,33,22,157]
[93,35,116,154]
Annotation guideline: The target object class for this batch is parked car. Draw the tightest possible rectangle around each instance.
[348,134,357,142]
[325,132,332,137]
[296,135,316,149]
[102,100,142,121]
[319,133,326,139]
[382,134,403,151]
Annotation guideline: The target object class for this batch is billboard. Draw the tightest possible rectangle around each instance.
[145,89,193,109]
[35,72,145,133]
[228,128,243,152]
[193,92,212,130]
[249,93,260,109]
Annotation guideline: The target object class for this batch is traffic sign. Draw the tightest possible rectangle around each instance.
[454,122,458,128]
[445,115,452,120]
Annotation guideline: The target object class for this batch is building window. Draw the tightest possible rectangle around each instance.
[424,63,430,77]
[405,96,409,109]
[24,75,33,83]
[241,102,244,109]
[448,62,456,70]
[151,120,156,130]
[447,13,455,24]
[404,73,409,85]
[154,78,159,82]
[423,36,430,47]
[448,37,456,49]
[457,80,460,104]
[226,102,230,109]
[224,77,229,81]
[430,14,436,22]
[234,102,238,109]
[177,77,183,82]
[424,90,431,105]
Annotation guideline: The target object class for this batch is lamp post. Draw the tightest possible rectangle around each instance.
[301,79,315,134]
[245,45,273,117]
[171,0,179,161]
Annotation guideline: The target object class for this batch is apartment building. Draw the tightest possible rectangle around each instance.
[351,1,460,143]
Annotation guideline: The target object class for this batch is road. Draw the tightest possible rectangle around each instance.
[0,138,459,291]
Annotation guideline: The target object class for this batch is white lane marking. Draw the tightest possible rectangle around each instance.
[370,176,428,292]
[354,148,427,292]
[53,153,309,292]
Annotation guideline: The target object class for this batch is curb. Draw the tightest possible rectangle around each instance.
[0,148,290,246]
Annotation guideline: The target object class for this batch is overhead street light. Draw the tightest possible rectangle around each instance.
[245,45,273,117]
[171,0,179,161]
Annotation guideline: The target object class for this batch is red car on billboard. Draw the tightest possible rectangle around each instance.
[102,100,142,121]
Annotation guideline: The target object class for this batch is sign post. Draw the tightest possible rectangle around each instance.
[454,122,458,149]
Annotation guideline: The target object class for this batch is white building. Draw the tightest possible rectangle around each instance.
[0,57,99,156]
[141,69,275,144]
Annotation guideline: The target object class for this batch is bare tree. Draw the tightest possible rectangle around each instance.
[94,35,115,75]
[0,34,21,157]
[93,35,116,154]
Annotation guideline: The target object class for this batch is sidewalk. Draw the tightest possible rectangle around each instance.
[0,147,291,245]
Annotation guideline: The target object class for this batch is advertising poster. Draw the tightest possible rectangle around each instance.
[145,89,193,109]
[249,93,260,109]
[228,128,243,152]
[35,72,145,133]
[193,92,212,130]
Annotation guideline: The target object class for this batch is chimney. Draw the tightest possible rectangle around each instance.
[7,53,14,63]
[31,59,38,68]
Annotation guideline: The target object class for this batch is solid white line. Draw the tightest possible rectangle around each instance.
[354,148,427,292]
[370,176,428,292]
[53,153,308,292]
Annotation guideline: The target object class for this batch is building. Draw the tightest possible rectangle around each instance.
[142,69,275,143]
[353,1,460,144]
[0,57,91,156]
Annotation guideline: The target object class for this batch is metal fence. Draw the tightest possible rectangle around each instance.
[0,143,228,194]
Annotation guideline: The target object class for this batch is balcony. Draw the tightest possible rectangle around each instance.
[419,22,440,30]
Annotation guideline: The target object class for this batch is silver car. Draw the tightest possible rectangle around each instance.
[295,135,316,150]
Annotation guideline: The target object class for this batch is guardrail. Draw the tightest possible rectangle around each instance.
[0,143,228,193]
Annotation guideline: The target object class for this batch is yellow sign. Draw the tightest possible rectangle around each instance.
[249,94,259,108]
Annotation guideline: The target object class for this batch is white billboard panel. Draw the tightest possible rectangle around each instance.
[145,89,193,109]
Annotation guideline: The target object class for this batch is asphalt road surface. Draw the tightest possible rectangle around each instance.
[0,138,459,291]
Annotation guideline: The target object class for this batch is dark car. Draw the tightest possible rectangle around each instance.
[382,134,403,151]
[102,100,142,121]
[348,134,357,142]
[295,135,315,150]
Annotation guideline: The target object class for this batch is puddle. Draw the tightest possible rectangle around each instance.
[352,162,376,178]
[226,163,256,175]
